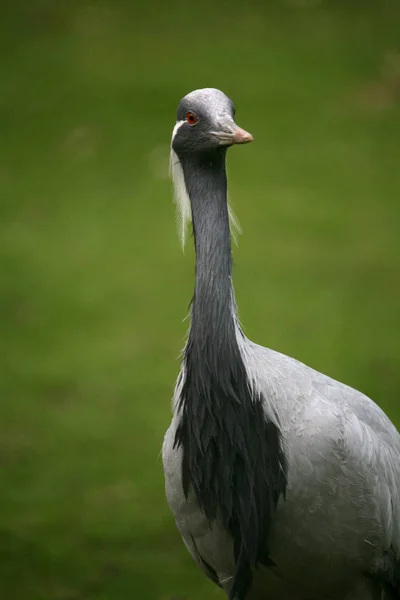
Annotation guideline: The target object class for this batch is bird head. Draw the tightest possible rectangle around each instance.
[171,88,253,155]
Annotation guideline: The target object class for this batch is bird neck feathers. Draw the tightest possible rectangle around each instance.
[170,138,288,600]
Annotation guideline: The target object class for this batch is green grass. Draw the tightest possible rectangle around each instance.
[0,1,399,598]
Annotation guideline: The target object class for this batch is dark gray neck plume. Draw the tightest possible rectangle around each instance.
[174,147,287,600]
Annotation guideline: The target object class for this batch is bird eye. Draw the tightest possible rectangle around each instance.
[186,112,199,126]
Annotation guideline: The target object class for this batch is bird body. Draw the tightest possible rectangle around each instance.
[164,343,400,599]
[162,88,400,600]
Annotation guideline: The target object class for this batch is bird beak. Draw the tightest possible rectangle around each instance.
[211,123,254,146]
[233,124,254,144]
[230,125,254,145]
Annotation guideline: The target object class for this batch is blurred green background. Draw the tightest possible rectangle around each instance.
[1,0,399,598]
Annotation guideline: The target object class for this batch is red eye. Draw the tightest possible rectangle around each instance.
[186,112,199,126]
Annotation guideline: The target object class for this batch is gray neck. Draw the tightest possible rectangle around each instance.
[179,149,236,347]
[174,149,287,600]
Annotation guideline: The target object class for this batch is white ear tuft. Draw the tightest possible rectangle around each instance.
[170,120,192,251]
[170,147,192,251]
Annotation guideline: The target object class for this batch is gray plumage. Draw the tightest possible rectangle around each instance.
[162,88,400,600]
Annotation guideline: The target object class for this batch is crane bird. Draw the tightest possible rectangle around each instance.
[162,88,400,600]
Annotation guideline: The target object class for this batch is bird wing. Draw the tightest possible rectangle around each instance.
[319,375,400,564]
[252,344,400,587]
[337,385,400,591]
